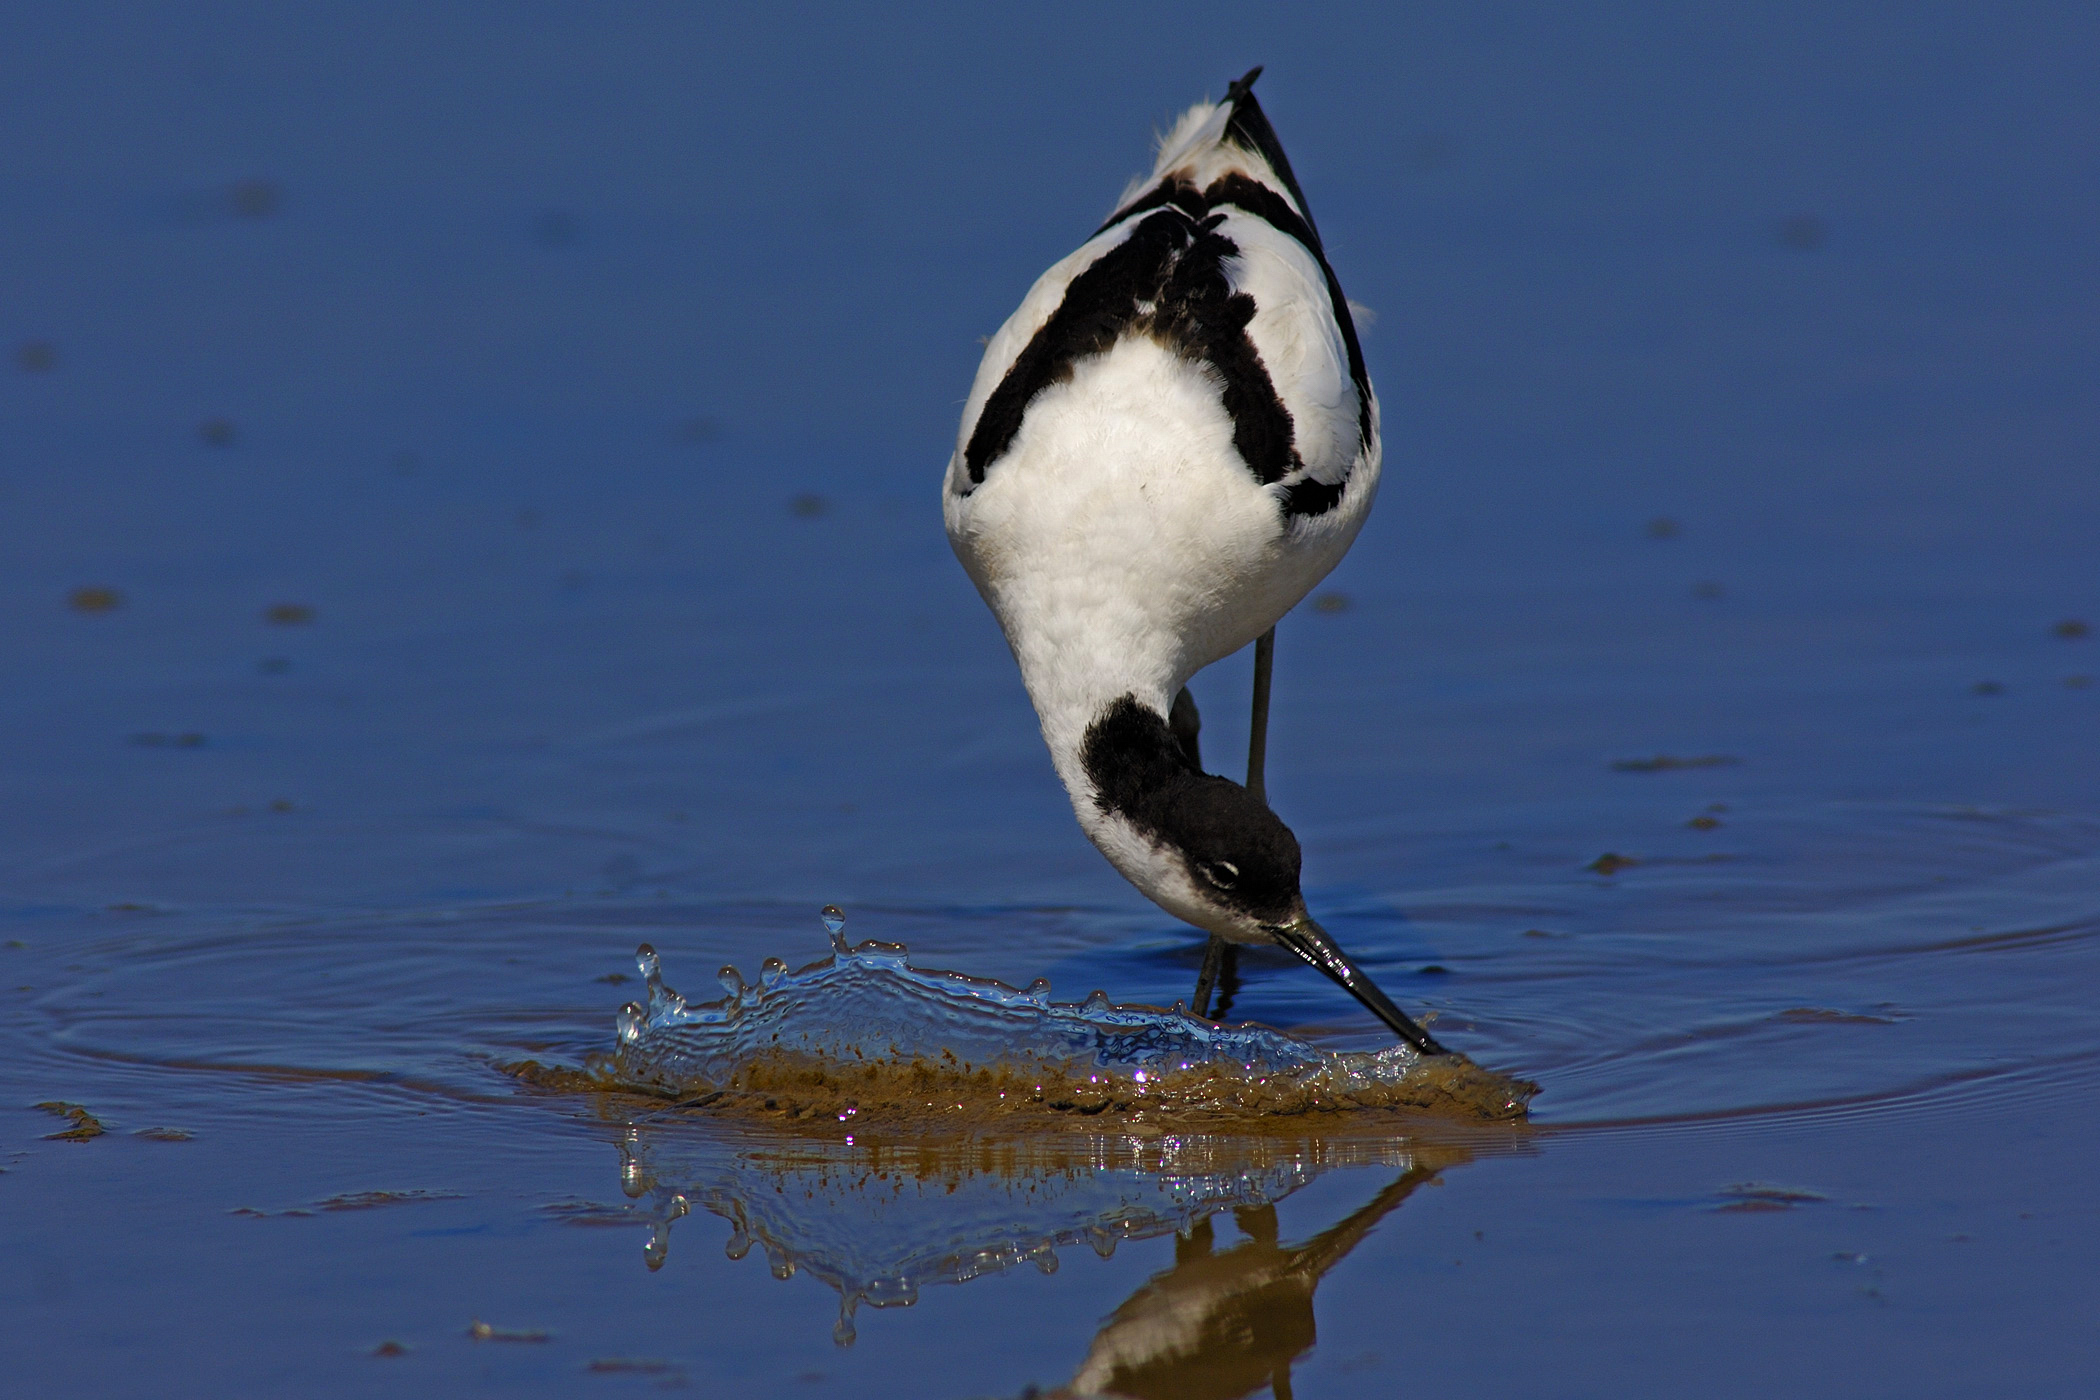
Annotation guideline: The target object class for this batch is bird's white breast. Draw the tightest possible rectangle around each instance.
[945,327,1372,795]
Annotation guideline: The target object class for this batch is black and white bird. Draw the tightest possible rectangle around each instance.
[944,69,1446,1055]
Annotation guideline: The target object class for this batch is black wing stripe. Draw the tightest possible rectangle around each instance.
[963,211,1187,482]
[1154,220,1297,485]
[1090,178,1206,241]
[965,206,1299,492]
[967,77,1368,519]
[1202,174,1368,429]
[1218,76,1375,503]
[1221,69,1320,240]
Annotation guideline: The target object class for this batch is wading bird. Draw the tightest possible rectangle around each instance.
[943,69,1446,1054]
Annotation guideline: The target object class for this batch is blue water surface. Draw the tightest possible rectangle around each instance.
[2,5,2096,1397]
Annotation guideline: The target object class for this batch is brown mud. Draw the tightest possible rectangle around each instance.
[502,1046,1535,1135]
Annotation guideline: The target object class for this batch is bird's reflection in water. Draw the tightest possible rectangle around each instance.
[614,1114,1506,1392]
[1051,1168,1434,1400]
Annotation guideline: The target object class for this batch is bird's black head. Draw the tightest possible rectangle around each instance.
[1078,694,1451,1053]
[1080,695,1306,936]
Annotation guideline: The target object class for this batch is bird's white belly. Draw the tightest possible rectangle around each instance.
[946,335,1358,761]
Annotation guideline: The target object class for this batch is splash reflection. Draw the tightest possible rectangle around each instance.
[614,1113,1491,1377]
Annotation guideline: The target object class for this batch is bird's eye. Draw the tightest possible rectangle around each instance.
[1201,860,1240,889]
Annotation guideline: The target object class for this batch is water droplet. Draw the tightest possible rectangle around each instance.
[760,956,788,989]
[619,1135,648,1197]
[1025,977,1051,1005]
[1083,989,1113,1014]
[617,1002,646,1044]
[636,944,661,982]
[820,904,846,941]
[717,965,746,998]
[832,1299,858,1348]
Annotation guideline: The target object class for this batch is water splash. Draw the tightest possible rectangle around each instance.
[609,909,1533,1124]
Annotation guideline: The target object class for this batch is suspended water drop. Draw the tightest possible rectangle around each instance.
[619,1130,648,1198]
[820,904,846,946]
[759,956,788,989]
[643,1198,684,1272]
[832,1299,858,1348]
[616,1001,647,1045]
[636,943,661,983]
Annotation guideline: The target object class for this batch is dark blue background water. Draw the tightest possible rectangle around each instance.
[3,5,2096,1396]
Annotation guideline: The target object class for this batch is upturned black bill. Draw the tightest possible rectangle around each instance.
[1270,917,1450,1056]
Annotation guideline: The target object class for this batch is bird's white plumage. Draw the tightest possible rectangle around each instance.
[944,83,1380,921]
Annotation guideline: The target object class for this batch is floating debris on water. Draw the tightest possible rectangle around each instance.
[1772,1007,1903,1026]
[68,586,122,613]
[586,1358,683,1376]
[1611,754,1740,773]
[312,1190,458,1212]
[572,909,1532,1127]
[34,1101,106,1140]
[229,1190,457,1218]
[1712,1182,1828,1213]
[540,1198,640,1228]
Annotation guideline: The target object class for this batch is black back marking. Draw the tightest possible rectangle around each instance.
[1281,475,1346,516]
[1203,172,1371,458]
[1081,695,1303,923]
[971,71,1369,518]
[963,204,1298,491]
[964,209,1187,483]
[1153,220,1297,484]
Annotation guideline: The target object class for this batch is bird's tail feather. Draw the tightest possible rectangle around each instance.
[1111,66,1316,234]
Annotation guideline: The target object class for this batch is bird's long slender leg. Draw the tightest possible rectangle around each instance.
[1210,629,1277,1015]
[1193,628,1276,1019]
[1246,626,1275,806]
[1178,682,1232,1019]
[1192,933,1226,1018]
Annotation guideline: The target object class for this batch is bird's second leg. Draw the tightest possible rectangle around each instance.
[1175,685,1239,1019]
[1246,627,1275,805]
[1196,632,1275,1020]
